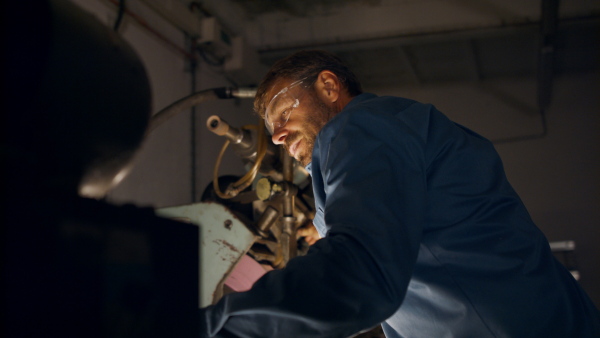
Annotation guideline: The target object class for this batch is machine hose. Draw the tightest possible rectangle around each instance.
[212,121,268,199]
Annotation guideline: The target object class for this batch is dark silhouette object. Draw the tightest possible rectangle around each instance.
[3,1,199,337]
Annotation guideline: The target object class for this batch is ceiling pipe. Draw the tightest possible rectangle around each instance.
[538,0,560,110]
[491,0,559,144]
[106,0,195,60]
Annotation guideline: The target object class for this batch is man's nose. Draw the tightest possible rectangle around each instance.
[271,128,287,145]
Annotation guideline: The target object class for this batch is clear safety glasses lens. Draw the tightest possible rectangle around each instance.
[264,79,306,134]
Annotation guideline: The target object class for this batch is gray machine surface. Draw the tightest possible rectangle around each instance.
[157,202,257,307]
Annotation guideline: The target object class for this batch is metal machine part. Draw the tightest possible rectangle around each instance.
[205,115,314,270]
[255,205,280,237]
[255,177,298,202]
[280,151,298,262]
[157,202,257,307]
[256,177,276,201]
[207,115,257,160]
[148,108,313,308]
[207,115,282,180]
[550,240,580,280]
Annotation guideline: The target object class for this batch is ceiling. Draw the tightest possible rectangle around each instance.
[195,0,599,90]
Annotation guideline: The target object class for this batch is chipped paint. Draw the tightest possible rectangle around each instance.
[214,239,240,253]
[156,202,258,307]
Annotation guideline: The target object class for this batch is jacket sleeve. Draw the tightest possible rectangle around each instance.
[201,107,428,338]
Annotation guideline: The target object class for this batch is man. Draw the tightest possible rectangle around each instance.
[200,50,600,337]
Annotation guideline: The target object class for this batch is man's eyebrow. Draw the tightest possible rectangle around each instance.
[267,102,281,117]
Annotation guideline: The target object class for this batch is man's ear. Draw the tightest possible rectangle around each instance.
[314,70,341,104]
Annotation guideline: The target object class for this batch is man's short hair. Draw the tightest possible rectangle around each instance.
[254,50,363,118]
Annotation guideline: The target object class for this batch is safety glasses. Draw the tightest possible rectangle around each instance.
[264,78,311,134]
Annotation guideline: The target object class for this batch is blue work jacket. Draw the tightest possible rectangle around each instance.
[201,93,600,337]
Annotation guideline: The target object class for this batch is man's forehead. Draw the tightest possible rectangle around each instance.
[266,77,296,103]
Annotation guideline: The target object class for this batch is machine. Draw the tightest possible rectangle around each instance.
[152,90,316,307]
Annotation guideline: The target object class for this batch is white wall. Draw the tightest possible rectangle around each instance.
[376,72,600,307]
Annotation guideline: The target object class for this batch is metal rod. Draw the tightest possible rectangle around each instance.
[281,151,296,263]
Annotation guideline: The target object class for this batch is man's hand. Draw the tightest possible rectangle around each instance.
[297,222,320,245]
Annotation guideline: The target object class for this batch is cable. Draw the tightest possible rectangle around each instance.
[149,89,221,132]
[212,122,267,199]
[149,87,263,199]
[149,87,257,133]
[113,0,126,32]
[212,121,268,199]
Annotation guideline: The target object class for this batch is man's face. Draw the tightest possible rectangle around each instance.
[266,78,337,166]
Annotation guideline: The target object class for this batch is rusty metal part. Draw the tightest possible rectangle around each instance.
[255,205,279,237]
[280,151,297,263]
[256,177,273,201]
[156,202,257,307]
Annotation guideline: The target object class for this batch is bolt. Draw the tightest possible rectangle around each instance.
[224,219,233,230]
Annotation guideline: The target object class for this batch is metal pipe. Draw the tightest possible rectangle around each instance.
[149,87,257,133]
[256,205,279,237]
[280,150,296,263]
[257,17,592,58]
[149,89,218,132]
[206,115,253,149]
[231,87,258,99]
